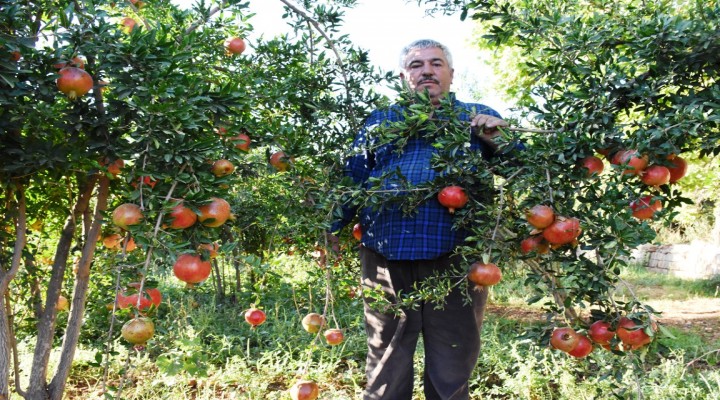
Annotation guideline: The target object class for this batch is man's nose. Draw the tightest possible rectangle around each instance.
[420,62,433,75]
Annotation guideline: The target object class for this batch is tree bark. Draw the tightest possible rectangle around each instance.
[48,176,109,400]
[25,175,97,400]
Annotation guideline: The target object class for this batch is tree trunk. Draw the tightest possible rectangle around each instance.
[48,176,109,400]
[0,186,27,399]
[25,176,97,400]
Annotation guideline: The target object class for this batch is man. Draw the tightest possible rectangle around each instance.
[329,39,509,400]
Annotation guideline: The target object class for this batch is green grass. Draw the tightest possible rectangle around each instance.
[12,256,720,399]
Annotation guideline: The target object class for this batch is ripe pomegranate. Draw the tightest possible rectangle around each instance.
[102,233,123,249]
[117,283,162,311]
[120,17,137,34]
[579,155,604,177]
[612,149,648,175]
[269,151,292,172]
[616,317,653,350]
[550,327,580,353]
[198,242,220,259]
[525,204,555,229]
[168,201,198,229]
[56,67,93,100]
[667,156,688,183]
[131,176,157,189]
[352,223,362,241]
[211,159,235,177]
[323,328,344,346]
[173,253,212,287]
[112,203,143,230]
[10,51,21,62]
[567,334,593,358]
[542,217,581,245]
[198,197,231,227]
[224,37,247,55]
[230,133,251,151]
[437,185,468,214]
[588,320,615,346]
[121,317,155,347]
[640,165,670,186]
[467,262,502,287]
[56,295,70,312]
[289,379,319,400]
[520,235,550,255]
[301,313,326,334]
[630,196,662,220]
[244,307,267,327]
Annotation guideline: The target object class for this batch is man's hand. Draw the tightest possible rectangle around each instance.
[471,114,509,151]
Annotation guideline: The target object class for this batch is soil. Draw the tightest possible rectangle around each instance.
[486,297,720,344]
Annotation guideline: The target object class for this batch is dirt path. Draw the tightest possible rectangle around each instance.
[486,297,720,344]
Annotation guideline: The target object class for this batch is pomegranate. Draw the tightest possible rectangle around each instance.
[579,155,604,177]
[667,156,688,183]
[56,67,93,100]
[588,320,615,346]
[437,185,468,214]
[121,317,155,347]
[197,242,220,259]
[323,328,344,346]
[630,196,662,220]
[525,204,555,229]
[567,334,593,358]
[168,201,198,229]
[224,37,246,55]
[542,217,581,245]
[352,223,362,241]
[56,295,70,312]
[616,317,653,350]
[120,17,137,34]
[289,379,319,400]
[467,262,502,287]
[613,149,648,175]
[269,151,292,172]
[198,197,231,227]
[640,165,670,186]
[173,253,212,287]
[230,133,251,151]
[520,235,550,255]
[105,158,124,177]
[131,176,157,189]
[102,233,123,249]
[244,307,267,327]
[112,203,143,230]
[116,283,162,311]
[550,327,580,353]
[211,159,235,177]
[301,313,326,334]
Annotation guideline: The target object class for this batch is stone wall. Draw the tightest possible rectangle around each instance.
[632,241,720,279]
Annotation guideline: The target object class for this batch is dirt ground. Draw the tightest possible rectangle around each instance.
[486,297,720,344]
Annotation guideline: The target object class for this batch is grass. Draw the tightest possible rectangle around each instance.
[10,256,720,399]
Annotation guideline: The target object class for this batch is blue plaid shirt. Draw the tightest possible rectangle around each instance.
[332,94,503,260]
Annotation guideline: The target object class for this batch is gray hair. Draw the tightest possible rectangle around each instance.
[398,39,454,70]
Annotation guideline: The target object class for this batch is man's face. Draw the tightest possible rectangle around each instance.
[400,47,454,105]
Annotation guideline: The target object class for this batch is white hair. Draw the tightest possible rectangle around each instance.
[398,39,454,70]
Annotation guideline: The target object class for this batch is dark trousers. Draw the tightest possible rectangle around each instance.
[360,246,488,400]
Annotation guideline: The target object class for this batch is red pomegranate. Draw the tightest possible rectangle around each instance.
[56,67,93,100]
[437,186,468,214]
[640,165,670,186]
[630,196,662,220]
[667,156,688,183]
[525,204,555,229]
[467,262,502,287]
[542,217,581,245]
[116,283,162,311]
[173,253,212,287]
[168,201,198,229]
[198,197,231,227]
[224,37,246,55]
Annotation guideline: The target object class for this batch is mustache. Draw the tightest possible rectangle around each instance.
[418,78,439,84]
